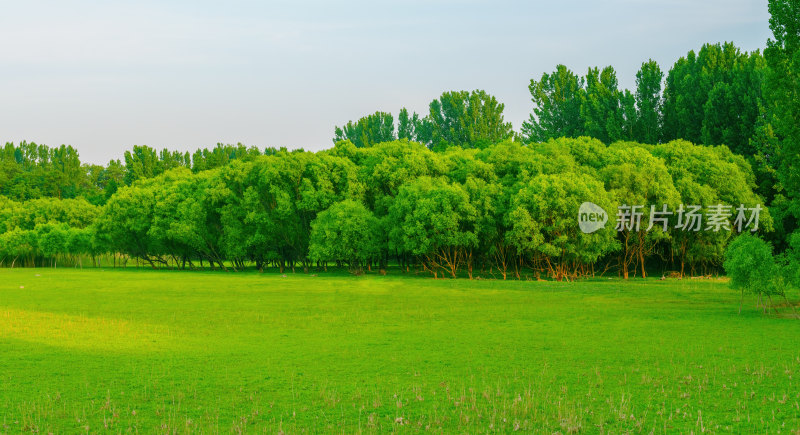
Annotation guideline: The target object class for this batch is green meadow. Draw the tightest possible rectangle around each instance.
[1,269,799,433]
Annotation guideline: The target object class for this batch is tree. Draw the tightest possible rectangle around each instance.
[309,200,380,273]
[441,147,502,278]
[651,140,771,275]
[421,90,513,150]
[620,89,637,141]
[332,140,445,270]
[662,42,765,155]
[94,182,160,267]
[209,150,362,273]
[35,223,69,268]
[65,227,92,268]
[148,168,226,269]
[599,143,681,279]
[475,141,549,279]
[0,228,35,268]
[388,176,478,278]
[701,51,766,155]
[779,231,800,287]
[581,66,628,143]
[0,142,102,202]
[123,145,160,185]
[724,234,784,314]
[191,143,261,172]
[333,111,396,148]
[0,196,20,235]
[206,159,254,268]
[634,60,663,144]
[397,107,420,141]
[507,172,618,280]
[521,65,585,142]
[764,0,800,241]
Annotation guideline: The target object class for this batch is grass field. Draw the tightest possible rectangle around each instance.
[1,269,799,433]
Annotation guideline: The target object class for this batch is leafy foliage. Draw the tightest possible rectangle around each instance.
[0,137,770,279]
[309,199,380,273]
[724,234,789,316]
[333,112,396,148]
[763,0,800,241]
[521,65,585,142]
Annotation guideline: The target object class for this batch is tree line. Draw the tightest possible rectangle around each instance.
[0,138,767,279]
[0,0,797,280]
[332,0,798,253]
[333,44,764,156]
[0,142,286,204]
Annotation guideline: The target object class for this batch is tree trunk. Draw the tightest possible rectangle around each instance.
[639,249,646,279]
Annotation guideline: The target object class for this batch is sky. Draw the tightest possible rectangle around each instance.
[0,0,772,164]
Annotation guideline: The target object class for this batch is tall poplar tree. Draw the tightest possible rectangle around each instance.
[521,65,585,142]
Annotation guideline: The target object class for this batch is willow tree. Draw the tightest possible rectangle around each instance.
[600,143,681,279]
[507,172,618,280]
[309,199,381,273]
[651,140,771,275]
[388,176,478,278]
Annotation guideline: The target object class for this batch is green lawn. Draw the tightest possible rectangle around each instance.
[1,269,799,433]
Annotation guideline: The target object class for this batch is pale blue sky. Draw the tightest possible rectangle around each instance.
[0,0,771,164]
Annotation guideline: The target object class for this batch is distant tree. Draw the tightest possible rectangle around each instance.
[422,90,513,150]
[764,0,800,240]
[123,145,197,185]
[662,43,765,155]
[701,51,766,155]
[634,60,663,144]
[521,65,585,142]
[191,143,261,172]
[620,89,637,141]
[101,159,125,202]
[749,107,783,204]
[333,111,396,148]
[663,48,708,144]
[50,145,83,199]
[397,107,420,141]
[157,149,191,173]
[35,223,69,268]
[95,183,160,267]
[0,142,100,201]
[123,145,160,185]
[581,66,629,143]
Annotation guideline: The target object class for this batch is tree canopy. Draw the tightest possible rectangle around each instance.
[0,138,771,281]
